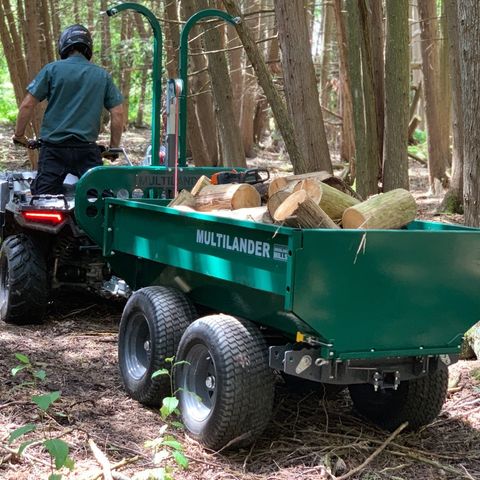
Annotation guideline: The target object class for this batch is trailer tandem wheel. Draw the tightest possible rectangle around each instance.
[118,286,196,406]
[175,315,275,450]
[0,234,47,325]
[348,361,448,431]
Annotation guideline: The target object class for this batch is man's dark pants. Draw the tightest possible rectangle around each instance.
[31,141,102,195]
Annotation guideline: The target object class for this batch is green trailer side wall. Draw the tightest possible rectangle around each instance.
[75,169,480,360]
[293,228,480,359]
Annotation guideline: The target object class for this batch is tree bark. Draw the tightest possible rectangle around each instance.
[342,189,417,229]
[240,0,260,158]
[195,0,246,168]
[333,0,355,172]
[439,0,464,214]
[320,1,334,107]
[418,0,450,192]
[274,0,332,174]
[368,0,385,170]
[346,0,380,198]
[457,1,480,226]
[182,0,219,165]
[383,0,409,191]
[222,0,306,173]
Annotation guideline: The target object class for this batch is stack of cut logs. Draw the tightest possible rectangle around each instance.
[169,171,417,229]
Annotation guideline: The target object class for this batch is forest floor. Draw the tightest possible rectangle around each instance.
[0,125,479,480]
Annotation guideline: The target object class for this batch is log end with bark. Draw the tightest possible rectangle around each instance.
[342,188,417,229]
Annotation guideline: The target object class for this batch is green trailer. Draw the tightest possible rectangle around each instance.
[72,3,480,450]
[75,166,480,449]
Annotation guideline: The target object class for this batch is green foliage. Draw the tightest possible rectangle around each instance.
[472,368,480,383]
[8,424,37,444]
[0,49,17,124]
[413,129,427,144]
[408,129,428,161]
[8,354,74,479]
[32,391,61,411]
[145,358,190,475]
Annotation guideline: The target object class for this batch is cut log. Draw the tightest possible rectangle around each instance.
[191,175,212,196]
[322,175,363,201]
[267,190,290,218]
[168,189,196,208]
[342,188,417,229]
[291,179,360,221]
[274,189,339,229]
[194,183,261,211]
[253,181,269,203]
[198,206,270,223]
[268,171,332,197]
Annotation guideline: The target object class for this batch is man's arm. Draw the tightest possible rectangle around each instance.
[109,104,124,148]
[12,93,39,145]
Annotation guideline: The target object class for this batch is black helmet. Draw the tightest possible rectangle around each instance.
[58,24,93,60]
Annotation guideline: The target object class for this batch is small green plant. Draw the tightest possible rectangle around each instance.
[8,353,74,480]
[141,357,190,479]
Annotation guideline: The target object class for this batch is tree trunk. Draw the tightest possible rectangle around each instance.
[182,0,219,165]
[418,0,450,193]
[439,0,452,167]
[383,0,409,191]
[457,1,480,226]
[333,0,355,172]
[195,0,245,168]
[100,0,112,70]
[227,18,243,123]
[368,0,385,170]
[119,13,133,129]
[240,0,260,158]
[320,1,334,107]
[346,0,380,197]
[274,0,332,174]
[49,0,60,47]
[439,0,464,214]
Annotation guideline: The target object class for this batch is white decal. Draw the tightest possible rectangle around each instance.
[196,229,277,259]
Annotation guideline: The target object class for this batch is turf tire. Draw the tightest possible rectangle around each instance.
[348,361,448,431]
[175,315,275,450]
[118,286,196,406]
[0,234,47,325]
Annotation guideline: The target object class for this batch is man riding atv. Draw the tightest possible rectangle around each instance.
[0,25,128,326]
[12,24,124,194]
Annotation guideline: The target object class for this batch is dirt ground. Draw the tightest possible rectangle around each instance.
[0,126,479,480]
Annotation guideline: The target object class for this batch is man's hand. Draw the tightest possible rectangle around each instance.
[12,134,29,147]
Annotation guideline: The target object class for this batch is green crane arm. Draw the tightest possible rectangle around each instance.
[106,3,163,166]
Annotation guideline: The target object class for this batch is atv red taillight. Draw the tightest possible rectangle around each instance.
[21,211,65,224]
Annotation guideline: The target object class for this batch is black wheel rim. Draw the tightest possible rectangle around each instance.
[124,312,151,380]
[181,344,217,422]
[0,255,10,314]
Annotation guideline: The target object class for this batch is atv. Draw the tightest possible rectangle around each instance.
[0,147,130,326]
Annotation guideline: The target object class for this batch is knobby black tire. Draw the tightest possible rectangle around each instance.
[118,286,196,407]
[175,315,275,450]
[348,361,448,431]
[0,234,47,325]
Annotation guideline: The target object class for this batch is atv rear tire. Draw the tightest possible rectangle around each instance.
[118,286,196,406]
[0,234,48,325]
[348,361,448,431]
[175,315,275,450]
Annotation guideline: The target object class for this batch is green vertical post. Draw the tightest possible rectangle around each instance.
[106,3,163,166]
[179,9,240,167]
